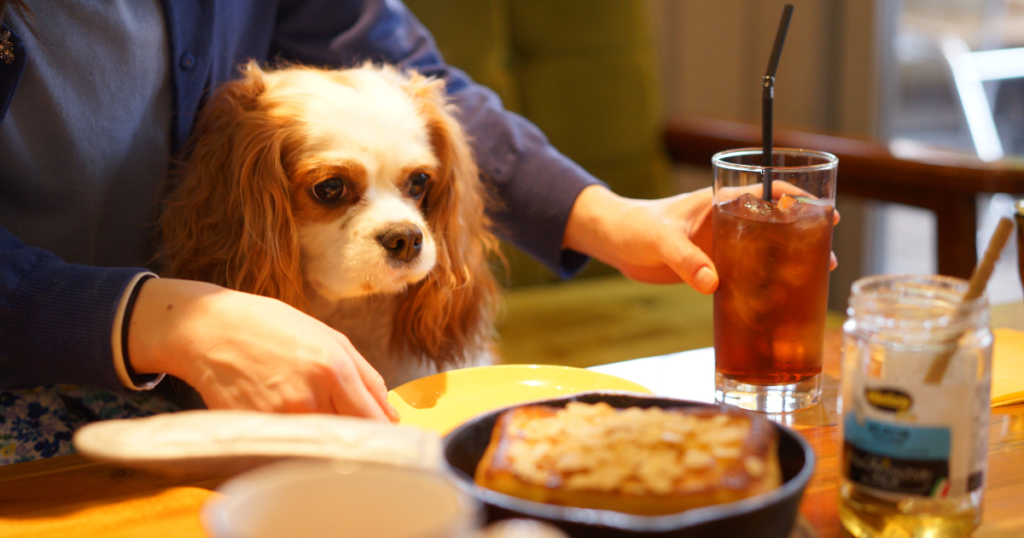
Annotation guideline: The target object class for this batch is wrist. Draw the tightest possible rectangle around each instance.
[563,184,628,265]
[111,272,164,390]
[126,277,226,381]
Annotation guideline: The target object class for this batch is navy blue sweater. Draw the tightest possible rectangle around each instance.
[0,0,601,392]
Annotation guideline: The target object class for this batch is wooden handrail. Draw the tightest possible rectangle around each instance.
[663,117,1024,278]
[664,117,1024,198]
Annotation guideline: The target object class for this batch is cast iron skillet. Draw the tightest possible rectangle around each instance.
[443,392,815,538]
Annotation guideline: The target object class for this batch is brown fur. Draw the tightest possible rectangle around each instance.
[161,61,503,370]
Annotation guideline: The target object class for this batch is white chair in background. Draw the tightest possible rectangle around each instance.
[897,0,1024,161]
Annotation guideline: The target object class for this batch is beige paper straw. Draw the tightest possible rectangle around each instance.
[924,216,1015,383]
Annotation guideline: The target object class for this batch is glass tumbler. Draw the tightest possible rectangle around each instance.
[712,148,838,413]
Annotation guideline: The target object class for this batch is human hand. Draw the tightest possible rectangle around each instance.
[563,185,717,291]
[126,278,398,422]
[563,185,839,294]
[718,181,841,273]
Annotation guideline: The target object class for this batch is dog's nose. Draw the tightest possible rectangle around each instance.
[377,224,423,263]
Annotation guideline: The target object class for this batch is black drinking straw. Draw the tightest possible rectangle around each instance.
[762,4,794,202]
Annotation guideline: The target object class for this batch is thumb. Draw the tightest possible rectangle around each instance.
[617,243,718,292]
[667,244,718,294]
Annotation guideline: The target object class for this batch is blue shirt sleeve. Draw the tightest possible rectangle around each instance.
[0,225,144,391]
[273,0,602,277]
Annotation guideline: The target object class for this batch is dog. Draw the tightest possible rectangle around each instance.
[160,61,502,389]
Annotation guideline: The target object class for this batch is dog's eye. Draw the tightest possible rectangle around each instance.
[409,172,429,199]
[312,178,346,203]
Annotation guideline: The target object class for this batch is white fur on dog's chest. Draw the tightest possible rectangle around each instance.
[309,294,438,389]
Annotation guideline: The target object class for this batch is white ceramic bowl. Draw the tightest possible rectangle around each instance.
[202,458,480,538]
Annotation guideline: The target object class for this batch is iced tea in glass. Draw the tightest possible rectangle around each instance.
[712,148,838,413]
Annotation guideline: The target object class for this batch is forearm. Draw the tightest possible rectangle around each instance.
[0,225,145,391]
[562,184,628,268]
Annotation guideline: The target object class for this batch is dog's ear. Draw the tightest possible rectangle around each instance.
[161,61,307,309]
[395,72,504,368]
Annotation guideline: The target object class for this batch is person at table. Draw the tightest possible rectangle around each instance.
[0,0,719,463]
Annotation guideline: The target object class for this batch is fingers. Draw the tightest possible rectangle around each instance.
[341,336,400,422]
[322,355,390,421]
[753,182,842,227]
[329,333,399,422]
[617,244,718,292]
[770,181,812,197]
[831,210,839,270]
[758,181,816,199]
[619,264,686,284]
[330,375,390,422]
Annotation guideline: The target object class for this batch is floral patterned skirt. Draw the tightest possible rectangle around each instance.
[0,386,178,465]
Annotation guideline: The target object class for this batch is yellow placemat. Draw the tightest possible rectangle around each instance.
[992,328,1024,407]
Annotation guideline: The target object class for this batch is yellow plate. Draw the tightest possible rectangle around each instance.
[387,364,652,435]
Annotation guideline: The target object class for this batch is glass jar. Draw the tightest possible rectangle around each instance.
[839,275,992,538]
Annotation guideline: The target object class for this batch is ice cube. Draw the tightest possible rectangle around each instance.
[777,194,802,211]
[719,193,797,224]
[721,193,776,219]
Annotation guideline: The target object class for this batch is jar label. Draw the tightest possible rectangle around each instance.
[843,415,950,495]
[841,372,990,499]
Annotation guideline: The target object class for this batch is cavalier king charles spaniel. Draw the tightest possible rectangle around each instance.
[160,61,502,388]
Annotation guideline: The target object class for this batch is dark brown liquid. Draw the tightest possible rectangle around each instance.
[712,197,833,385]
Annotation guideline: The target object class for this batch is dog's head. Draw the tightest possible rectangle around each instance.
[162,61,501,367]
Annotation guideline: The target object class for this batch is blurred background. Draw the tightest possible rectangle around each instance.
[403,0,1024,366]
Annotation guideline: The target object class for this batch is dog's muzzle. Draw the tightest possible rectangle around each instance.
[377,224,423,263]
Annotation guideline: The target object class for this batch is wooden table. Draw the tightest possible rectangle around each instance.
[590,301,1024,538]
[592,342,1024,538]
[1,309,1022,537]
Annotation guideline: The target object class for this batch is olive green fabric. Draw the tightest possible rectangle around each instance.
[406,0,670,286]
[403,0,522,113]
